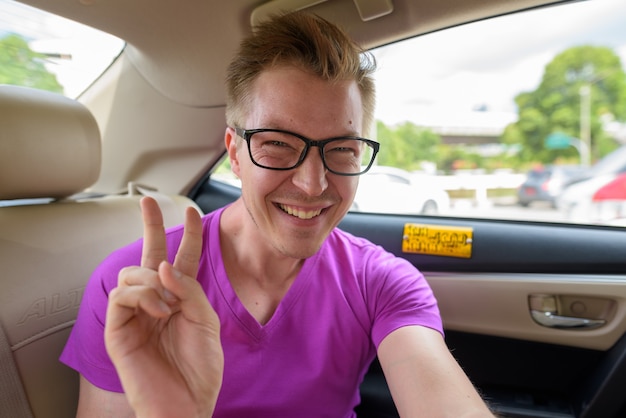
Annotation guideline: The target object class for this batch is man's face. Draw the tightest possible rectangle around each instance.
[227,65,364,259]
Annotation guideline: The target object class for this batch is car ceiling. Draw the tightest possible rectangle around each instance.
[18,0,563,108]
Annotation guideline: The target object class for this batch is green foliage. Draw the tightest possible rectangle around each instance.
[502,45,626,164]
[375,121,441,171]
[377,45,626,173]
[0,34,63,93]
[375,120,527,173]
[436,145,473,172]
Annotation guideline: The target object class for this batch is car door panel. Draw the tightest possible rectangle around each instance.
[428,272,626,351]
[192,179,626,418]
[339,212,626,417]
[338,213,626,275]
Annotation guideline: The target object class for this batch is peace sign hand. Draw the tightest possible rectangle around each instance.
[105,197,223,418]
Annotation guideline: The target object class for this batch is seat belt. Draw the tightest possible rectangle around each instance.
[127,182,201,223]
[0,324,34,417]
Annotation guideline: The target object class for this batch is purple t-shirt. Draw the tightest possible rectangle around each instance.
[60,207,442,417]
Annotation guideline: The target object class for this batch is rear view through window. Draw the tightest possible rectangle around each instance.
[0,0,123,98]
[368,0,626,226]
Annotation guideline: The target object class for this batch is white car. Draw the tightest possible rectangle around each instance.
[558,174,619,223]
[557,146,626,224]
[352,166,450,215]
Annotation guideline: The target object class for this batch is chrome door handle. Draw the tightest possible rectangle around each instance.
[530,309,606,329]
[529,294,612,330]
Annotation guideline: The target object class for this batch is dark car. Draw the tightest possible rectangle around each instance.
[517,165,587,207]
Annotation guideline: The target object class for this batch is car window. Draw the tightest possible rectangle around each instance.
[370,174,410,185]
[0,0,123,97]
[210,0,626,227]
[587,145,626,176]
[367,0,626,226]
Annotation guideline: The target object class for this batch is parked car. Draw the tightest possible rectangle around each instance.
[352,166,450,215]
[557,145,626,223]
[2,0,626,418]
[588,173,626,226]
[517,165,587,207]
[557,171,626,226]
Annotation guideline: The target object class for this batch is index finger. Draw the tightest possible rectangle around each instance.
[173,206,203,279]
[140,196,167,270]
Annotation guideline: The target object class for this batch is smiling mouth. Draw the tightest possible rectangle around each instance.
[278,204,323,220]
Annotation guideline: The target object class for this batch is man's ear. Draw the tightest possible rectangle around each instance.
[225,127,241,177]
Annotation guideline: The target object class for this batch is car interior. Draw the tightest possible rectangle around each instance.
[0,84,199,417]
[1,0,626,417]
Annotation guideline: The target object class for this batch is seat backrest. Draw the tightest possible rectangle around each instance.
[0,85,198,418]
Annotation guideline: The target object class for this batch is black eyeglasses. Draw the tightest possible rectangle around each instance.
[234,127,379,176]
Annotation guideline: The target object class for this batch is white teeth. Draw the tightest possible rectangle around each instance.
[278,204,322,220]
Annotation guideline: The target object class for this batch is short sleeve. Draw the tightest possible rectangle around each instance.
[59,250,134,392]
[365,249,443,348]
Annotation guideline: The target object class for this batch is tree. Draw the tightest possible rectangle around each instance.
[376,121,441,170]
[0,34,63,93]
[502,45,626,164]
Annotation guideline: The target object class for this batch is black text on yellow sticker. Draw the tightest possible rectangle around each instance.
[402,224,473,258]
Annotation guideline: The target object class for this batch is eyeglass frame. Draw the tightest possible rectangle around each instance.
[234,127,380,176]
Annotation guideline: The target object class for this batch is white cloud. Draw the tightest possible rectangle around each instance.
[373,0,626,128]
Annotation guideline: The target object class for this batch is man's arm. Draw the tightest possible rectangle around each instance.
[76,376,134,418]
[72,197,223,418]
[378,325,495,418]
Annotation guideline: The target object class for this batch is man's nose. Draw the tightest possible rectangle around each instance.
[291,147,328,196]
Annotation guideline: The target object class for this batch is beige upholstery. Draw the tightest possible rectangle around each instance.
[0,85,101,200]
[0,86,199,417]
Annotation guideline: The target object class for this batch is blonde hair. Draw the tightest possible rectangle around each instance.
[225,12,376,135]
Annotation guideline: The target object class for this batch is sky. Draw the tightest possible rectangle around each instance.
[371,0,626,129]
[2,0,626,128]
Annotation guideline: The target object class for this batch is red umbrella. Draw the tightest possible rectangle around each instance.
[592,173,626,201]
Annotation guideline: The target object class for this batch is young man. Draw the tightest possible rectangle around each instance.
[61,12,495,418]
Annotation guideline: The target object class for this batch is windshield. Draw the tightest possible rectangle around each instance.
[0,0,124,97]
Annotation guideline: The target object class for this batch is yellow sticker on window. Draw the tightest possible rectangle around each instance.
[402,223,473,258]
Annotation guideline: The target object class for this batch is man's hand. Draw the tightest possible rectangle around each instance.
[104,197,223,418]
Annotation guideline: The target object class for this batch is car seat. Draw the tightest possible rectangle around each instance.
[0,85,199,418]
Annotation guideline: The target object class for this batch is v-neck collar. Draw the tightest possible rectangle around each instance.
[208,208,318,340]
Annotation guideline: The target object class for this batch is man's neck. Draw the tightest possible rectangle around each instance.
[219,199,305,285]
[218,200,305,324]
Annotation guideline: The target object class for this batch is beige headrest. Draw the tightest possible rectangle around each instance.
[0,85,101,200]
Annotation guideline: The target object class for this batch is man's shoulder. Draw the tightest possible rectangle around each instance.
[325,227,416,275]
[328,227,379,251]
[324,227,395,265]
